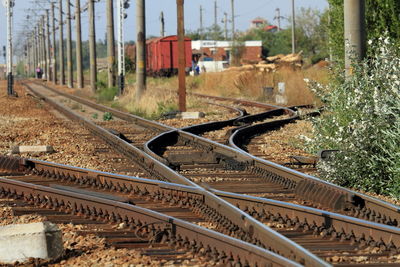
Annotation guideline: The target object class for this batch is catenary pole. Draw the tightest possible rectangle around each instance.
[75,0,83,88]
[275,8,281,31]
[214,0,217,26]
[117,0,125,95]
[160,11,165,37]
[66,0,73,88]
[88,0,97,92]
[58,0,65,85]
[344,0,366,75]
[6,0,14,95]
[223,12,228,40]
[200,5,203,39]
[231,0,235,40]
[291,0,296,54]
[177,0,186,112]
[135,0,146,99]
[42,16,47,80]
[34,26,39,77]
[51,2,57,83]
[107,0,116,88]
[46,10,51,82]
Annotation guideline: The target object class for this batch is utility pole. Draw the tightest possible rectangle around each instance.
[291,0,296,54]
[231,0,235,40]
[117,0,127,95]
[107,0,116,88]
[200,5,203,39]
[223,12,228,40]
[214,0,217,26]
[46,10,51,82]
[34,26,39,77]
[59,0,65,85]
[66,0,73,88]
[344,0,366,75]
[41,16,47,80]
[274,8,282,31]
[177,0,186,112]
[160,11,165,37]
[38,22,44,72]
[75,0,83,88]
[5,0,14,95]
[51,2,57,83]
[88,0,97,92]
[136,0,146,99]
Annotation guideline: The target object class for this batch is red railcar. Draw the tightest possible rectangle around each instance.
[146,36,192,76]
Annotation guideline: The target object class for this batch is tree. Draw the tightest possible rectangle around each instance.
[328,0,400,61]
[294,8,329,61]
[187,25,225,41]
[239,9,329,61]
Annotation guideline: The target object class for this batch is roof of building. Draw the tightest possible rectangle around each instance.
[191,40,262,50]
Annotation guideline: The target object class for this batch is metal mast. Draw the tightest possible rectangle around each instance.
[51,2,57,83]
[5,0,14,95]
[291,0,296,54]
[117,0,126,95]
[88,0,97,92]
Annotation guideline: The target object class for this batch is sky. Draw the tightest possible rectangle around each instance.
[0,0,328,63]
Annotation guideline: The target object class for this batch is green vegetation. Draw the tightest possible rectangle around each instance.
[239,7,329,60]
[96,86,118,102]
[328,0,400,61]
[103,112,113,121]
[306,37,400,198]
[92,113,98,119]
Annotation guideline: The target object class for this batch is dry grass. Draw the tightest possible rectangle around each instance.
[189,66,329,106]
[116,66,328,116]
[118,83,178,118]
[60,66,328,117]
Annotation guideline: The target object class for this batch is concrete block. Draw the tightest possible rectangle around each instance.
[180,112,205,119]
[0,222,63,263]
[11,145,55,154]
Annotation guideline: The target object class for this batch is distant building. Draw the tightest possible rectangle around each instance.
[250,17,278,33]
[191,40,263,72]
[250,17,267,29]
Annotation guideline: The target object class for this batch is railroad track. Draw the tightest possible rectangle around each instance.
[0,159,295,266]
[16,80,400,265]
[20,81,328,265]
[143,93,400,229]
[2,156,400,266]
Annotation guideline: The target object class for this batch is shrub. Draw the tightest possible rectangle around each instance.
[96,87,118,102]
[103,112,113,121]
[306,37,400,198]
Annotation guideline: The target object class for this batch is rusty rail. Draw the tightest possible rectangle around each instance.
[20,81,327,266]
[0,177,299,267]
[2,155,400,264]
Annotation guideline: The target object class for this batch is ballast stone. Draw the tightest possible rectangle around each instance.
[0,222,63,264]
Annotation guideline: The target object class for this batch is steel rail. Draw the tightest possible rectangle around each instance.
[2,155,400,261]
[228,110,400,227]
[21,81,400,263]
[0,178,299,267]
[144,94,400,228]
[20,82,327,266]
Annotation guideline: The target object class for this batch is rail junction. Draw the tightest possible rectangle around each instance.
[0,80,399,266]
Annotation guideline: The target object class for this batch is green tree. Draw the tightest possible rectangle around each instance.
[328,0,400,61]
[239,9,329,60]
[187,24,226,41]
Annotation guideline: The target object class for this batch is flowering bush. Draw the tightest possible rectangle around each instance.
[306,37,400,198]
